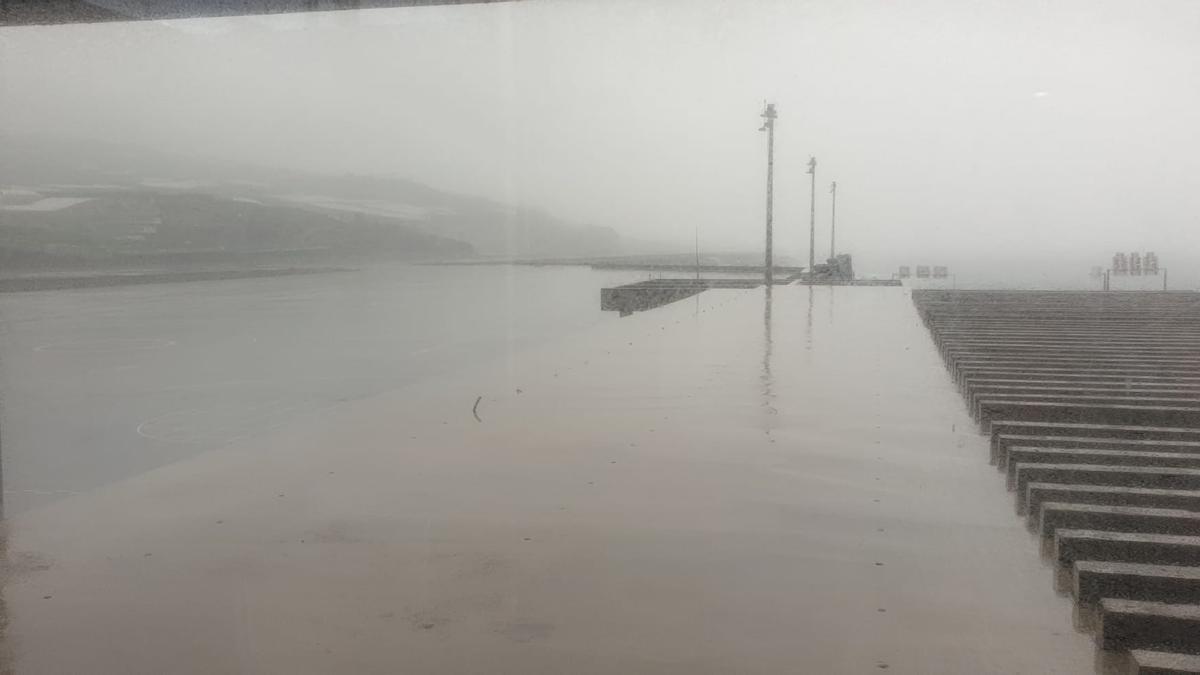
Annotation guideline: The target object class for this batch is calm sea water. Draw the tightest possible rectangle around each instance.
[0,264,654,513]
[6,260,1186,515]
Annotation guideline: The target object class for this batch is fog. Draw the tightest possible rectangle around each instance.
[6,5,1200,670]
[2,0,1199,281]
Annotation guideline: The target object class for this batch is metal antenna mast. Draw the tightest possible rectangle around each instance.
[760,103,778,287]
[829,181,838,260]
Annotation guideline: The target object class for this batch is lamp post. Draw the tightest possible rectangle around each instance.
[829,180,838,260]
[760,103,778,286]
[807,156,817,278]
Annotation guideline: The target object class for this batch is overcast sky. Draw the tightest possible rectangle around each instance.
[2,0,1198,278]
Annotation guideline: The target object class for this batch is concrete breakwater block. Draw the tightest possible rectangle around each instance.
[957,365,1200,391]
[1126,649,1200,674]
[1099,599,1200,655]
[1013,464,1200,500]
[1024,483,1200,520]
[1074,561,1200,607]
[960,367,1200,384]
[994,435,1200,468]
[1054,530,1200,570]
[1040,503,1200,540]
[948,352,1200,367]
[991,423,1200,463]
[1006,448,1200,486]
[975,394,1200,424]
[978,400,1200,430]
[974,387,1200,417]
[970,378,1200,392]
[944,346,1200,362]
[962,369,1200,392]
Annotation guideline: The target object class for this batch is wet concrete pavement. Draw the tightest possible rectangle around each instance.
[0,285,1095,674]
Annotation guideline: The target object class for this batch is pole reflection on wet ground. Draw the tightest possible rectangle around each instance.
[805,285,814,352]
[0,394,7,675]
[761,286,776,426]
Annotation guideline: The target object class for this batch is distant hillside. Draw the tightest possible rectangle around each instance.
[0,189,472,271]
[0,137,622,267]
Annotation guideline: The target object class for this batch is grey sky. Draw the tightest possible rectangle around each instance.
[2,0,1198,277]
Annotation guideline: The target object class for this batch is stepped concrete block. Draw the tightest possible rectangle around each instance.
[1126,650,1200,674]
[974,394,1200,424]
[1054,529,1200,569]
[1040,503,1200,540]
[1014,464,1200,500]
[978,400,1200,431]
[1100,599,1200,655]
[992,422,1200,462]
[1023,483,1200,520]
[1074,561,1200,607]
[994,434,1200,467]
[1006,447,1200,486]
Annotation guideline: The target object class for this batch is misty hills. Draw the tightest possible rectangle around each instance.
[0,137,621,270]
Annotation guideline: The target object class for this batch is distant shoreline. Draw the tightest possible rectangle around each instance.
[0,266,353,293]
[424,258,806,275]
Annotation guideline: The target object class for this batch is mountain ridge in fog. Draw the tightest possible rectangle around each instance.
[0,135,625,266]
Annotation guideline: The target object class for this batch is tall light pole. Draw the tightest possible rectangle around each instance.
[760,103,778,287]
[807,156,817,277]
[829,181,838,260]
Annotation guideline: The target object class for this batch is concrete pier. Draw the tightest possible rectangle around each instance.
[599,278,762,315]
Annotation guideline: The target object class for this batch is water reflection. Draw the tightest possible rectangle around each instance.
[0,521,9,675]
[804,286,814,351]
[1,407,5,520]
[761,286,777,421]
[0,409,9,675]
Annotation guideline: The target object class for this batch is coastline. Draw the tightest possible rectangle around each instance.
[0,266,354,293]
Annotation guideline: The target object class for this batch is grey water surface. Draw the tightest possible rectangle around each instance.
[0,264,648,513]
